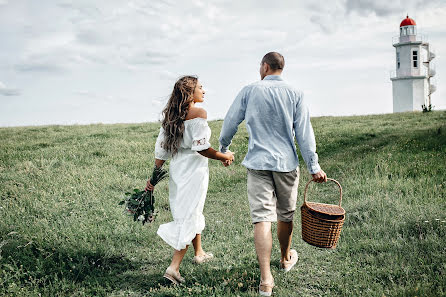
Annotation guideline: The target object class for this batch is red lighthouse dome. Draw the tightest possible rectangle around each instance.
[400,15,416,27]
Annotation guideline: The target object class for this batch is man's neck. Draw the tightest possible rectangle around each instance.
[262,71,282,79]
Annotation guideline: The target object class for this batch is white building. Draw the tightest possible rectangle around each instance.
[391,15,436,112]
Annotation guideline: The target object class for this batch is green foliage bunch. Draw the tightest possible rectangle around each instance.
[119,166,168,225]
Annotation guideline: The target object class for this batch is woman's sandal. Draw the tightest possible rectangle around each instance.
[163,267,185,285]
[259,280,275,296]
[192,252,214,264]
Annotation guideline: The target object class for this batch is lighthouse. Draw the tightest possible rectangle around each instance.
[391,15,436,112]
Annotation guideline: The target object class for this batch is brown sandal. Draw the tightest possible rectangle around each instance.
[163,267,185,285]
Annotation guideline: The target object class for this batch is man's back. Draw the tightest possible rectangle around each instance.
[243,75,300,171]
[219,75,320,174]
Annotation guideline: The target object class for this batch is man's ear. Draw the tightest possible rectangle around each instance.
[263,63,270,74]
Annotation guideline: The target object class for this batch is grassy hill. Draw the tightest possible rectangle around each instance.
[1,111,445,296]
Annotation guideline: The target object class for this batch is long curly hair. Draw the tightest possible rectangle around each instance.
[161,75,198,156]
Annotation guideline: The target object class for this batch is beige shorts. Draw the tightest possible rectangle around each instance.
[247,168,300,223]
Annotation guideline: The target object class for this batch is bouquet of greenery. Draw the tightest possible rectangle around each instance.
[119,166,168,225]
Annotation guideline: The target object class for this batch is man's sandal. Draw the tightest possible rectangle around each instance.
[259,280,275,296]
[280,249,298,272]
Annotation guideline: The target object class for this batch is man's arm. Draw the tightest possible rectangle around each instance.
[219,87,248,153]
[293,92,326,182]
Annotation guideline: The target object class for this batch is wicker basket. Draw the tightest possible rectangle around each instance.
[301,178,345,249]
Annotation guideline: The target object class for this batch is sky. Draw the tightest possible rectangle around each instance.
[0,0,445,127]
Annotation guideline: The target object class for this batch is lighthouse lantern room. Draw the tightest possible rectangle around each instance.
[391,15,436,112]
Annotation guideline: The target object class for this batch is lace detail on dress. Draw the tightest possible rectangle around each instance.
[192,138,207,147]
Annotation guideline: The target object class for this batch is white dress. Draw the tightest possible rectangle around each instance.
[155,118,211,251]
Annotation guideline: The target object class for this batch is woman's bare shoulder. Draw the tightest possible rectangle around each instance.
[185,107,207,120]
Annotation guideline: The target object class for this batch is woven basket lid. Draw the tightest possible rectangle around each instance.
[303,178,345,216]
[306,202,345,216]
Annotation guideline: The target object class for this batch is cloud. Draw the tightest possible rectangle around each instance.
[74,90,136,104]
[15,60,66,73]
[159,70,181,81]
[344,0,442,16]
[0,81,20,96]
[309,15,334,33]
[345,0,401,16]
[13,1,216,73]
[303,0,443,36]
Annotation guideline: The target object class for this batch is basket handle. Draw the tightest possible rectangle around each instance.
[303,178,343,207]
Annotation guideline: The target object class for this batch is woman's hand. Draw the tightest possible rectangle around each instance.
[145,160,165,191]
[145,179,154,192]
[222,150,235,167]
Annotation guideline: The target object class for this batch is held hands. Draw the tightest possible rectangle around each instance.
[312,169,327,183]
[221,150,235,167]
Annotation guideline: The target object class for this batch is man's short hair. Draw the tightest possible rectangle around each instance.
[261,52,285,70]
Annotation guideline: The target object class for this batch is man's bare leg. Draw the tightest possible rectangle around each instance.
[277,220,293,262]
[254,222,274,283]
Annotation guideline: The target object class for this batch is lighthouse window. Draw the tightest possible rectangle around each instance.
[397,52,400,68]
[412,50,418,68]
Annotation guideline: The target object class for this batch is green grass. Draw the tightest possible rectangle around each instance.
[1,111,445,296]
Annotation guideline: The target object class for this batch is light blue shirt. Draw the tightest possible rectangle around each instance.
[219,75,321,174]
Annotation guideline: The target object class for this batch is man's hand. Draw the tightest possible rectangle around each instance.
[312,169,327,183]
[145,179,154,191]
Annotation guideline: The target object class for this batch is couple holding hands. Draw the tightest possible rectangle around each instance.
[146,52,326,296]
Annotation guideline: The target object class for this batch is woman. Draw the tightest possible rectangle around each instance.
[146,75,234,284]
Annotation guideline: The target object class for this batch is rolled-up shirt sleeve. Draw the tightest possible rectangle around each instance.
[219,87,248,153]
[154,127,171,160]
[293,92,321,174]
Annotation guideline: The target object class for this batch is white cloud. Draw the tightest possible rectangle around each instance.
[11,0,227,74]
[0,81,20,96]
[344,0,442,16]
[73,90,132,104]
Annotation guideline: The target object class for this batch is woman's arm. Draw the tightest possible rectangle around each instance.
[145,159,166,191]
[155,159,165,168]
[198,147,234,164]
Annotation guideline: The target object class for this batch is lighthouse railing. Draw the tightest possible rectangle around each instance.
[392,34,428,45]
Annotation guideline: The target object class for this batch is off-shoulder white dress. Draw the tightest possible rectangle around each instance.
[154,118,211,251]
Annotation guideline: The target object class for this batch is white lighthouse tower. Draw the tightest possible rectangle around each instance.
[391,15,436,112]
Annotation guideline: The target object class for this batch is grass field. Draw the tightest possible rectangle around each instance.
[1,111,445,296]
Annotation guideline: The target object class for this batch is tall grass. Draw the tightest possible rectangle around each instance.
[1,111,445,296]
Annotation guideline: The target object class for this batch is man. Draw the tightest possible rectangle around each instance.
[219,52,327,296]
